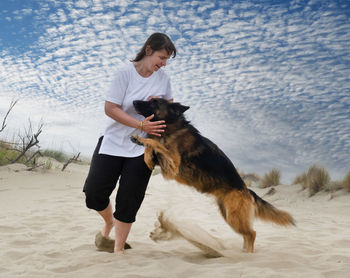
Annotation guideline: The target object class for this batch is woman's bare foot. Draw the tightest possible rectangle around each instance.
[114,248,125,255]
[97,203,115,238]
[114,219,132,254]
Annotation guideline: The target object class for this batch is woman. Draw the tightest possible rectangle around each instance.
[83,33,176,254]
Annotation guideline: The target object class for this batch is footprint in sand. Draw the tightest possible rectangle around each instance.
[4,250,33,260]
[0,225,13,232]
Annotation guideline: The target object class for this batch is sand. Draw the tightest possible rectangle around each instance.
[0,162,349,278]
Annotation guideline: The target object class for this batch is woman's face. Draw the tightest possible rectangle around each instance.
[146,47,171,72]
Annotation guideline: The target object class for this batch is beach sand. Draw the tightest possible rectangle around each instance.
[0,162,349,278]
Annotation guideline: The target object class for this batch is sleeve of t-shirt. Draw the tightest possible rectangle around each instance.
[105,68,128,105]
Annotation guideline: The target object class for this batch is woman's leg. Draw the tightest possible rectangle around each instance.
[113,154,152,253]
[83,137,123,239]
[98,202,115,237]
[114,219,132,253]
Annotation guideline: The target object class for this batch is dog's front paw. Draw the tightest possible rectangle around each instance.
[130,135,144,146]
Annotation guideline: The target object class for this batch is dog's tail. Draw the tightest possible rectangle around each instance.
[249,189,295,226]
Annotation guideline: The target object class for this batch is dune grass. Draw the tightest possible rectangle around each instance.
[260,168,281,188]
[1,99,81,170]
[0,139,72,170]
[238,169,260,187]
[293,172,308,189]
[306,165,331,196]
[343,170,350,192]
[293,164,331,196]
[0,140,25,165]
[41,149,68,163]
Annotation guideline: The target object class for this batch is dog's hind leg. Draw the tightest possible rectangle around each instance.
[218,191,256,253]
[227,210,256,253]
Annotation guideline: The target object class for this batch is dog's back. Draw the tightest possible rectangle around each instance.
[174,124,246,194]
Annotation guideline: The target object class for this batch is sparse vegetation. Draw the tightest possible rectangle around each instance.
[0,141,27,165]
[0,100,43,167]
[0,99,18,133]
[41,149,68,163]
[12,120,44,164]
[292,172,308,189]
[326,180,343,193]
[293,166,350,197]
[306,164,331,196]
[260,168,281,188]
[242,173,260,187]
[343,170,350,192]
[61,152,80,171]
[0,100,80,171]
[44,158,53,170]
[238,169,260,187]
[293,164,331,197]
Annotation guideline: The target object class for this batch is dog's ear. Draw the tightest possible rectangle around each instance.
[171,103,190,115]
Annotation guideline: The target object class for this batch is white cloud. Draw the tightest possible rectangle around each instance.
[0,0,349,182]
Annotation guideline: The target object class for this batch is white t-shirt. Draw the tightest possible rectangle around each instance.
[99,62,173,157]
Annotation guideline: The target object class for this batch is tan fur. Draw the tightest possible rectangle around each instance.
[215,189,256,252]
[137,136,239,251]
[254,198,295,226]
[131,99,294,253]
[133,134,295,253]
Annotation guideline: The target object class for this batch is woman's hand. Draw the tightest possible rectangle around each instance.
[141,114,166,137]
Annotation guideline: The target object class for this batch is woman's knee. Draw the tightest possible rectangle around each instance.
[84,188,110,212]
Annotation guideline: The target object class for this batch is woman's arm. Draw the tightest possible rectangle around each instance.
[105,101,166,137]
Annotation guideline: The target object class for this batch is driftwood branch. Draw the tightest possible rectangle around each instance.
[26,163,45,171]
[25,150,43,165]
[0,99,18,133]
[62,152,80,171]
[11,120,44,164]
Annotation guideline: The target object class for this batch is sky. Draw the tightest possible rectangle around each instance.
[0,0,349,183]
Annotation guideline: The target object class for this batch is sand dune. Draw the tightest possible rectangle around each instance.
[0,163,349,277]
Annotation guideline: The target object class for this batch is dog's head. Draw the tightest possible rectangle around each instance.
[133,98,189,123]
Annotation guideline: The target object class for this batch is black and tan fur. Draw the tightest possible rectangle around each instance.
[131,98,295,253]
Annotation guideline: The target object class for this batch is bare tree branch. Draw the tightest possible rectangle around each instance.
[26,163,45,171]
[25,150,42,164]
[62,152,80,171]
[0,99,18,133]
[10,120,44,164]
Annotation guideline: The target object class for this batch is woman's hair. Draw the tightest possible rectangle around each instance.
[133,33,176,62]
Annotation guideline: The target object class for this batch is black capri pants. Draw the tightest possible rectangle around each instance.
[83,137,152,223]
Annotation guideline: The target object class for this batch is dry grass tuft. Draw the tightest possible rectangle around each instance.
[260,168,281,188]
[343,170,350,192]
[306,164,330,196]
[242,173,260,187]
[292,172,308,189]
[293,165,350,196]
[0,141,26,166]
[326,181,343,193]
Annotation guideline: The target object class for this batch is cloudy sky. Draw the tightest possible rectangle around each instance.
[0,0,349,182]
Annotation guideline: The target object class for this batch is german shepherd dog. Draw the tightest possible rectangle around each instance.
[131,98,295,253]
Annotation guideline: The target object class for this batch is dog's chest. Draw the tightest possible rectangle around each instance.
[159,137,177,151]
